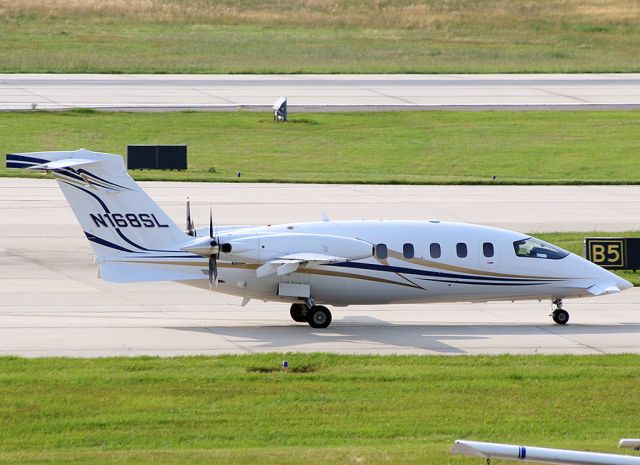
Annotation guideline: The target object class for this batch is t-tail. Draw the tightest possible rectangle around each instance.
[6,149,204,282]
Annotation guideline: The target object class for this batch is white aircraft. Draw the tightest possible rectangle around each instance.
[6,149,632,329]
[452,439,640,465]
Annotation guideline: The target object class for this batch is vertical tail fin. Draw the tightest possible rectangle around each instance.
[6,149,188,257]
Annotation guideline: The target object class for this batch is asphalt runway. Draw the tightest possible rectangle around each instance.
[2,74,640,111]
[2,178,639,356]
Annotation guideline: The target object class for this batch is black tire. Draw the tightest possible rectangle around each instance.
[307,306,332,329]
[552,309,569,325]
[289,303,308,322]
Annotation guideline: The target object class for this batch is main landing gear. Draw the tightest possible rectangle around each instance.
[289,302,333,329]
[551,298,569,325]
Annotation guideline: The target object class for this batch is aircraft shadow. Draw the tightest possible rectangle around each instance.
[168,322,640,354]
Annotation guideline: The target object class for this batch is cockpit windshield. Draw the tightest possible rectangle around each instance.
[513,237,569,260]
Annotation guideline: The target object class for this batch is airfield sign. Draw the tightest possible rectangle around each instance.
[585,237,640,270]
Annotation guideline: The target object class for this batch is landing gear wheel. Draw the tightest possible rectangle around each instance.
[552,308,569,325]
[289,303,308,323]
[307,306,332,329]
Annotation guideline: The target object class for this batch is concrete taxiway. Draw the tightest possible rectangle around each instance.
[2,74,640,111]
[1,177,639,356]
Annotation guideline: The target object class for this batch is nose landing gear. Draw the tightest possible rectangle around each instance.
[551,298,569,325]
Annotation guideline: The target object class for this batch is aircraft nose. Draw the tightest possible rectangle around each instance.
[584,258,633,292]
[616,275,633,291]
[597,264,633,291]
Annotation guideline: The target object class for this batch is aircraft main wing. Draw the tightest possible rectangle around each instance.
[256,253,347,278]
[452,440,640,465]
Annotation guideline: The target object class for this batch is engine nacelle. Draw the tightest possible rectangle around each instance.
[222,233,374,263]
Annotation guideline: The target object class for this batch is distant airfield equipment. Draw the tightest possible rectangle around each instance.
[452,440,640,465]
[273,97,287,122]
[127,145,187,170]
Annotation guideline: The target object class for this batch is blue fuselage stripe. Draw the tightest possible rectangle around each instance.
[329,261,552,283]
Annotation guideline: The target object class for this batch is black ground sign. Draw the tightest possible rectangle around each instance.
[584,238,640,270]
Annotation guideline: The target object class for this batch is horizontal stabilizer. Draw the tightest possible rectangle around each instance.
[98,260,205,283]
[6,149,113,171]
[26,158,98,171]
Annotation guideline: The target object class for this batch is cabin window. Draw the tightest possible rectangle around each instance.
[483,242,495,257]
[513,237,569,260]
[403,243,414,259]
[376,243,388,259]
[430,243,441,259]
[456,242,468,258]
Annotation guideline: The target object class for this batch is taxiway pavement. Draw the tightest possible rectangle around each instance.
[2,74,640,111]
[1,178,639,356]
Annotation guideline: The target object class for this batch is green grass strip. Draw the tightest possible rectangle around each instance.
[1,1,640,73]
[2,110,640,185]
[0,354,638,464]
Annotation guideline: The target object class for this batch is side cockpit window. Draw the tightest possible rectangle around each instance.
[513,237,569,260]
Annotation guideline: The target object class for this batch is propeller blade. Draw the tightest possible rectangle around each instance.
[209,207,213,239]
[186,197,196,236]
[208,256,214,290]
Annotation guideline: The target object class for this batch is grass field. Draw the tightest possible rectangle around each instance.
[0,0,639,73]
[2,109,640,184]
[0,354,638,464]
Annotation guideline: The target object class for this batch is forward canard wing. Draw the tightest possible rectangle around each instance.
[586,283,623,296]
